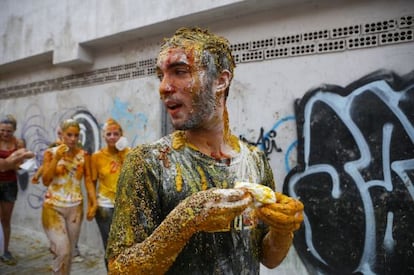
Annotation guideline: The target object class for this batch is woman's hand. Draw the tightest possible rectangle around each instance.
[86,199,97,221]
[55,144,68,160]
[11,148,35,162]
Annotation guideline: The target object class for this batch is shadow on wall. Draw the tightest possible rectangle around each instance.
[284,70,414,275]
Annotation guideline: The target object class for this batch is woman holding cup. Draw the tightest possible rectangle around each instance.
[41,118,97,275]
[90,118,130,270]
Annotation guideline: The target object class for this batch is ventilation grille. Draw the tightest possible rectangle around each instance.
[379,29,413,45]
[1,15,413,99]
[399,15,413,28]
[331,25,360,38]
[232,14,413,63]
[347,35,378,49]
[362,19,396,34]
[317,39,346,53]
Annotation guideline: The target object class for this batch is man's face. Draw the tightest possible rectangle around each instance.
[156,47,217,130]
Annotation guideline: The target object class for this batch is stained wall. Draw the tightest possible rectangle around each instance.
[1,0,413,274]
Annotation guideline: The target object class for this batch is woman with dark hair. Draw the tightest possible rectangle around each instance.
[0,114,25,265]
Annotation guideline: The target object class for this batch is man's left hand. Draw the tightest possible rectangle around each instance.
[256,192,304,233]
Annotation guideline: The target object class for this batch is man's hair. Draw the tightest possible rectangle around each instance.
[160,27,236,99]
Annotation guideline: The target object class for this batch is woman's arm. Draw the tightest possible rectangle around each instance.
[84,153,97,220]
[0,148,34,172]
[41,144,66,186]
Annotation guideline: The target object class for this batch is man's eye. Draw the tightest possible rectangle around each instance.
[175,69,189,75]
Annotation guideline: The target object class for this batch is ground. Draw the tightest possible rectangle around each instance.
[0,226,106,275]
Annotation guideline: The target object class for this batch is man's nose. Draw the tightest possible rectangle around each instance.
[159,76,175,98]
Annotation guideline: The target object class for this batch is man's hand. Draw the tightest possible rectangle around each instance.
[182,188,253,233]
[108,188,252,274]
[256,192,304,233]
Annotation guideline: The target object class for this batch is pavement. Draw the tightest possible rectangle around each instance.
[0,225,107,275]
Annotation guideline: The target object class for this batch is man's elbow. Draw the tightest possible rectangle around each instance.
[107,255,130,275]
[107,257,117,275]
[261,256,285,269]
[42,176,52,186]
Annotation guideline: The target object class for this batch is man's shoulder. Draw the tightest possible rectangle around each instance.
[127,135,173,158]
[238,138,262,154]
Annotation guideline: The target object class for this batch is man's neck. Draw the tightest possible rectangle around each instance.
[185,127,235,160]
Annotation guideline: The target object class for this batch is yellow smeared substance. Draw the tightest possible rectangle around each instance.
[234,182,276,204]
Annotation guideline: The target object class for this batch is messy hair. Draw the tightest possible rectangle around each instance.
[160,27,236,99]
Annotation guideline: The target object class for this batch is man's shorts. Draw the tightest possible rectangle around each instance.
[0,181,18,202]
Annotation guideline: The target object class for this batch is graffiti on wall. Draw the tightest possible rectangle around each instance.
[109,97,149,146]
[19,106,101,208]
[19,98,149,209]
[20,105,101,159]
[239,115,297,172]
[284,70,414,274]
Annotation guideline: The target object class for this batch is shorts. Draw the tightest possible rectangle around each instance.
[0,181,18,202]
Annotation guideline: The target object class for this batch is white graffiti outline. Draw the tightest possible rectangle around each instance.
[288,79,414,274]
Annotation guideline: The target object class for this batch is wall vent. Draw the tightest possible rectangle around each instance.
[1,15,413,99]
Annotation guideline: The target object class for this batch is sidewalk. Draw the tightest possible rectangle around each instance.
[0,226,107,275]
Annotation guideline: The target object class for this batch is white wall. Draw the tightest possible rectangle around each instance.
[1,0,413,274]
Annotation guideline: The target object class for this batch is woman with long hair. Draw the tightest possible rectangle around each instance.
[41,118,97,274]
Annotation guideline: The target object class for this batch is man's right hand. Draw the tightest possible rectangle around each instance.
[182,188,253,233]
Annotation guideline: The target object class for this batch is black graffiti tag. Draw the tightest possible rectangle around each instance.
[240,127,282,158]
[285,70,414,275]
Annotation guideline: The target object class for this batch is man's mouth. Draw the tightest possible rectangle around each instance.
[165,99,182,111]
[168,104,180,110]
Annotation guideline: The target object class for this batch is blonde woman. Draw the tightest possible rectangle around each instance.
[90,118,130,269]
[41,119,97,275]
[0,114,25,265]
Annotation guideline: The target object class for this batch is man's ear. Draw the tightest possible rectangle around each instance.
[216,70,232,92]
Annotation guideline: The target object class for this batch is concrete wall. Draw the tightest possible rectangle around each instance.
[1,0,413,274]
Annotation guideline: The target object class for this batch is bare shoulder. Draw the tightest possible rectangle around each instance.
[15,137,25,148]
